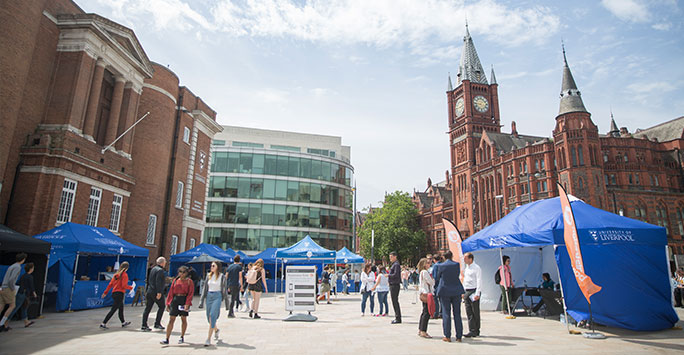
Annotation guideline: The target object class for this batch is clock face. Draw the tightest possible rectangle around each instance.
[473,95,489,112]
[455,98,465,116]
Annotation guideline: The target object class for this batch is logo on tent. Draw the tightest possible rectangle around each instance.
[304,242,310,247]
[589,230,599,242]
[488,236,509,247]
[306,251,313,258]
[92,228,104,237]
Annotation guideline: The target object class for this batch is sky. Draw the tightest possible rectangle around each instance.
[81,0,684,210]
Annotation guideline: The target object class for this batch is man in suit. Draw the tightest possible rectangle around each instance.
[141,257,167,331]
[434,250,465,342]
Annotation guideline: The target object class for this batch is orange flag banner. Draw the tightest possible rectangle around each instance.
[558,184,602,303]
[443,218,465,276]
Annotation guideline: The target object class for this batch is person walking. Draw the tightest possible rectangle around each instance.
[141,257,167,332]
[246,259,267,319]
[161,266,194,345]
[498,255,514,314]
[342,270,350,295]
[360,264,375,316]
[434,250,465,342]
[417,257,434,338]
[462,252,482,338]
[241,263,253,312]
[100,261,133,329]
[388,251,402,324]
[353,271,360,293]
[199,262,228,347]
[7,262,37,328]
[330,268,338,298]
[319,266,332,304]
[401,268,409,291]
[0,253,26,332]
[371,265,389,317]
[225,255,243,317]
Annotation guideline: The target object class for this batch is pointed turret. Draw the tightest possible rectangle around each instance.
[456,23,487,85]
[608,111,620,137]
[490,65,497,85]
[558,45,587,116]
[447,73,453,91]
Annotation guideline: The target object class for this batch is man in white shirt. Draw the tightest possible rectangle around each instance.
[462,252,482,337]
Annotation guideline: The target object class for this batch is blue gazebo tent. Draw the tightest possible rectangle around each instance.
[461,196,678,331]
[335,247,364,264]
[275,236,336,293]
[243,247,278,264]
[169,243,235,275]
[34,222,148,311]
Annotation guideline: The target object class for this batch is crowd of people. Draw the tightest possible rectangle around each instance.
[0,253,37,332]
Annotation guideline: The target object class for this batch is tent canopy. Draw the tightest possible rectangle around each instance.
[170,243,235,264]
[335,247,364,264]
[275,236,335,260]
[243,247,278,264]
[461,197,678,331]
[35,222,148,267]
[462,196,665,252]
[0,224,51,254]
[236,251,247,259]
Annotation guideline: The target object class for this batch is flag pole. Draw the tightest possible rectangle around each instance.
[553,245,577,334]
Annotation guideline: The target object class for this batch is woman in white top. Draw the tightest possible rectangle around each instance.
[417,258,434,338]
[360,264,376,316]
[199,262,228,347]
[371,265,390,316]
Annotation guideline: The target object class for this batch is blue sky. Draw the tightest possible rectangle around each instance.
[82,0,684,210]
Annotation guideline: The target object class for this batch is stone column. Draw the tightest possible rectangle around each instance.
[83,59,106,140]
[104,76,126,149]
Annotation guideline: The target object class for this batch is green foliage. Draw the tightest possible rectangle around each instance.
[358,191,427,265]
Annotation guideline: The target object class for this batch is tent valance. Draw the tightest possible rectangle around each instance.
[335,247,364,264]
[276,236,335,260]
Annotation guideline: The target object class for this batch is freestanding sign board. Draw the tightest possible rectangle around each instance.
[285,265,317,316]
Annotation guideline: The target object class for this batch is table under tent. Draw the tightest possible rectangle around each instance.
[34,223,148,312]
[461,196,679,331]
[335,247,364,292]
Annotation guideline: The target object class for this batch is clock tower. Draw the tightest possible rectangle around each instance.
[447,25,501,234]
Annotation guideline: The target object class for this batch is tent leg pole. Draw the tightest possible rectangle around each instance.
[499,248,512,316]
[554,246,571,334]
[68,253,80,311]
[40,254,51,316]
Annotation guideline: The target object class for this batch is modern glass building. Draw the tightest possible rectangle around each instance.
[204,126,354,252]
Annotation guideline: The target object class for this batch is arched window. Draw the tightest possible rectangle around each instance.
[571,146,578,167]
[603,152,608,163]
[634,203,647,221]
[578,177,584,190]
[578,145,584,166]
[676,207,684,235]
[656,204,669,234]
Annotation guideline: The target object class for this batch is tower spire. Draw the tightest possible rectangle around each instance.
[447,72,453,91]
[609,109,620,137]
[457,23,487,85]
[490,65,497,85]
[558,44,587,116]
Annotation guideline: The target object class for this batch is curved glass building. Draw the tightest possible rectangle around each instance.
[204,126,354,252]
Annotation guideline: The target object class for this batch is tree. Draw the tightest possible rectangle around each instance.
[358,191,427,265]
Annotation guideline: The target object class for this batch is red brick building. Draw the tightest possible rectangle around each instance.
[0,0,222,259]
[415,26,684,257]
[412,175,453,253]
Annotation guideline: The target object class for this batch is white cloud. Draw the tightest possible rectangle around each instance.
[310,87,336,98]
[255,88,290,104]
[601,0,651,23]
[652,22,672,31]
[627,81,677,93]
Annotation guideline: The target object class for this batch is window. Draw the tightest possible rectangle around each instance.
[190,238,196,249]
[628,174,633,184]
[271,144,300,152]
[85,187,102,226]
[578,146,584,166]
[183,127,190,144]
[603,153,608,162]
[578,177,584,190]
[535,160,539,171]
[146,214,157,245]
[610,174,616,185]
[655,175,660,186]
[211,139,225,146]
[623,154,628,163]
[677,208,684,235]
[635,173,640,185]
[540,159,545,170]
[571,147,577,167]
[656,205,669,233]
[57,179,77,223]
[175,181,184,208]
[109,194,122,232]
[170,235,178,255]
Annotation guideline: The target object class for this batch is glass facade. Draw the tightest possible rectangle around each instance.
[205,148,353,251]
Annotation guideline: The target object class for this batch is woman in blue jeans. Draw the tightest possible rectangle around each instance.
[372,265,390,316]
[360,264,375,316]
[199,262,228,347]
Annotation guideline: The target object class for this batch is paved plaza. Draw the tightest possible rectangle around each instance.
[2,290,684,354]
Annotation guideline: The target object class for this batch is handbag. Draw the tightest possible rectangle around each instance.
[419,293,428,303]
[427,293,436,317]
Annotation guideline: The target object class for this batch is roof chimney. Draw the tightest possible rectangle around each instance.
[445,170,450,187]
[511,121,518,137]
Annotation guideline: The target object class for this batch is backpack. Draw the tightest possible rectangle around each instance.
[494,268,502,285]
[246,269,258,284]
